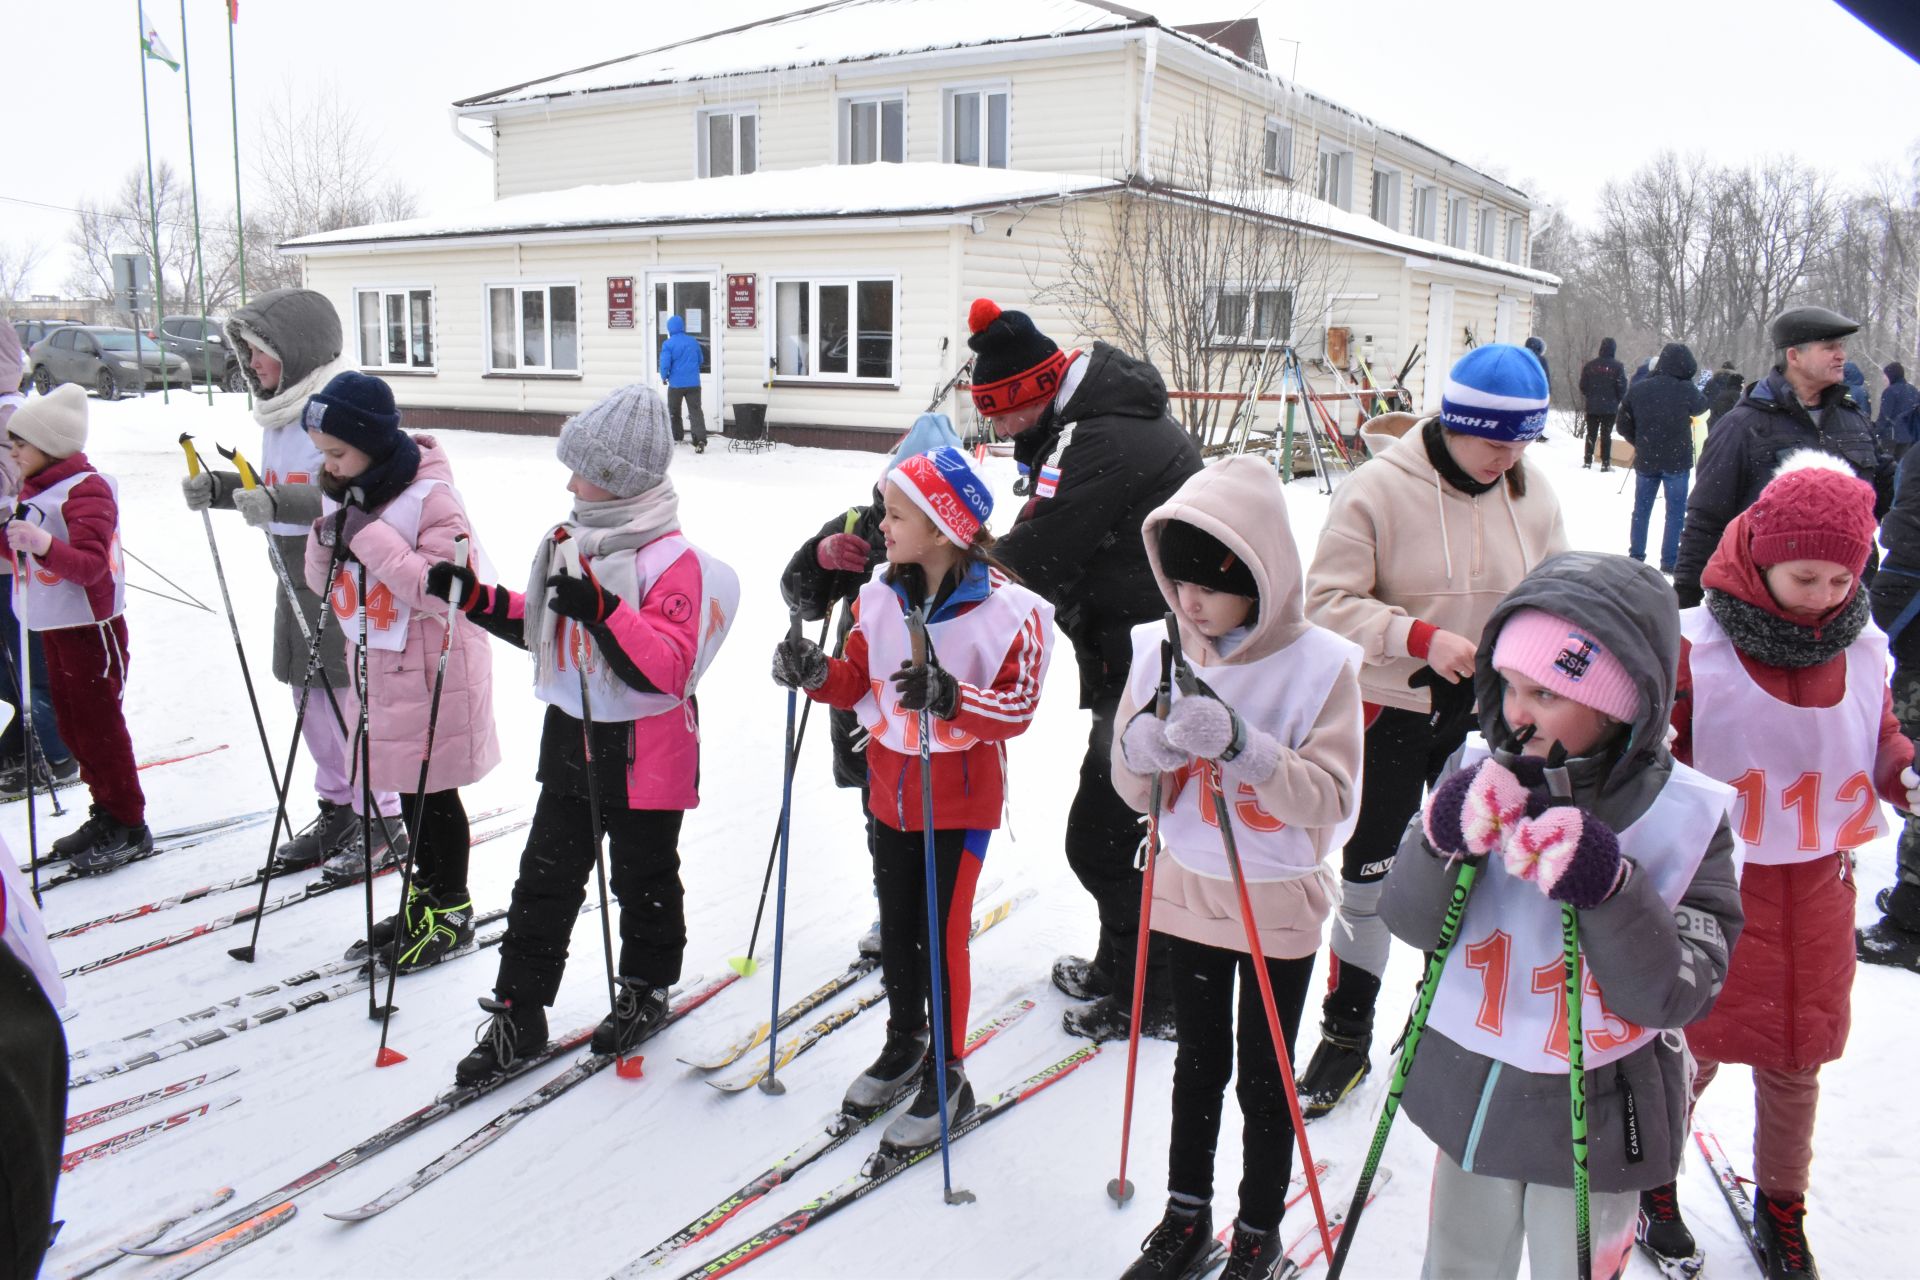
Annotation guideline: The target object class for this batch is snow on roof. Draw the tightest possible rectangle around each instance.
[457,0,1147,109]
[282,164,1121,249]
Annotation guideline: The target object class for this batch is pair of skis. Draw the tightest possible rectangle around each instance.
[24,808,273,893]
[1634,1127,1766,1278]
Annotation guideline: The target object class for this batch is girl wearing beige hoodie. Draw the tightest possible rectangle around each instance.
[1110,456,1365,1280]
[1298,343,1568,1119]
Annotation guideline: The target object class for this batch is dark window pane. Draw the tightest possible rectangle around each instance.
[521,290,546,368]
[385,293,407,366]
[358,293,381,365]
[775,281,809,375]
[1254,290,1291,341]
[1215,293,1247,339]
[849,101,875,164]
[952,93,979,166]
[881,99,903,163]
[856,279,893,378]
[740,115,756,175]
[410,291,433,367]
[988,93,1007,168]
[551,287,578,370]
[819,284,849,374]
[708,113,733,177]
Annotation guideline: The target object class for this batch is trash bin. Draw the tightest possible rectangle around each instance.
[731,403,767,440]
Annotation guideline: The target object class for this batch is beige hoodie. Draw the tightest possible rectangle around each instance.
[1109,456,1366,960]
[1304,420,1568,713]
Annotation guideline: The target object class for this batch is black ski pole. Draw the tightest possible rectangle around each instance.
[759,608,804,1096]
[349,548,383,1023]
[0,615,64,820]
[10,512,43,905]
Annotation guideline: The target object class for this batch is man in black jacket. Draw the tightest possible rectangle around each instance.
[1864,443,1920,973]
[1703,361,1744,426]
[965,297,1202,1042]
[1577,338,1628,470]
[1616,342,1707,572]
[1672,306,1893,608]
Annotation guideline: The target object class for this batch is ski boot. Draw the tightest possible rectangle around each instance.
[876,1058,972,1156]
[1119,1202,1215,1280]
[1753,1193,1819,1278]
[1062,992,1174,1043]
[56,806,153,876]
[1858,885,1920,972]
[393,887,475,973]
[1050,953,1112,1002]
[1297,964,1380,1119]
[842,1025,929,1117]
[273,799,356,873]
[0,752,76,800]
[454,996,548,1086]
[1635,1181,1704,1276]
[1219,1222,1284,1280]
[591,978,669,1056]
[857,918,883,959]
[318,815,408,886]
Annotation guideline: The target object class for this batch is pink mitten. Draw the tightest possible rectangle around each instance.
[1503,806,1623,909]
[1120,710,1186,774]
[1424,758,1531,860]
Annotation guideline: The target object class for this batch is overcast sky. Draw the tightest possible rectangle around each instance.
[8,0,1916,296]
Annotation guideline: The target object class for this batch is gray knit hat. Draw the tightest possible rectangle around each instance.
[555,384,673,498]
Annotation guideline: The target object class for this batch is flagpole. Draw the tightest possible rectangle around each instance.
[179,0,214,405]
[136,2,170,404]
[226,0,251,407]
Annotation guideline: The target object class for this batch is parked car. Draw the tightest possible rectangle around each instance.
[157,314,245,392]
[12,320,81,392]
[28,326,191,401]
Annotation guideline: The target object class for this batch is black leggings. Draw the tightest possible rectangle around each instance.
[870,822,986,1060]
[1064,692,1172,1000]
[493,789,686,1006]
[1583,413,1616,465]
[1165,933,1315,1233]
[400,788,470,898]
[1339,706,1467,883]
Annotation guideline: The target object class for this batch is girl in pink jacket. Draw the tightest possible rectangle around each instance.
[303,373,499,971]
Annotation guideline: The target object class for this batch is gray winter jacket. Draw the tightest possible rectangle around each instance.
[1380,552,1744,1193]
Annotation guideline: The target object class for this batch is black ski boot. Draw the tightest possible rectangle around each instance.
[1119,1203,1214,1280]
[1219,1222,1284,1280]
[56,807,153,876]
[455,996,548,1086]
[1297,964,1379,1120]
[1858,884,1920,972]
[1050,953,1112,1001]
[273,799,356,873]
[591,978,669,1056]
[0,752,76,800]
[842,1024,928,1116]
[878,1057,972,1152]
[318,814,409,886]
[1754,1193,1819,1278]
[1062,992,1175,1043]
[1635,1180,1703,1276]
[394,887,476,972]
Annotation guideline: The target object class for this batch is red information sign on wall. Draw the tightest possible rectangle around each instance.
[727,274,757,328]
[607,276,635,329]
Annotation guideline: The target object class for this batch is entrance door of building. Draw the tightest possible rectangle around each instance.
[649,273,721,441]
[1422,284,1456,412]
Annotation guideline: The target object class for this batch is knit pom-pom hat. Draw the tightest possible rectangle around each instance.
[966,298,1067,417]
[1746,450,1878,574]
[1491,608,1640,724]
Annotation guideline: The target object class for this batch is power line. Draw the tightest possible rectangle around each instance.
[0,193,214,234]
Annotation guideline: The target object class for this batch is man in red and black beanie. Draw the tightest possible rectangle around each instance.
[966,297,1202,1042]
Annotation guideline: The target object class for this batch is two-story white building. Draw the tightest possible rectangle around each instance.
[286,0,1557,447]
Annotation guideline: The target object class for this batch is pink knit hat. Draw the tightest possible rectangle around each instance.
[1491,608,1640,724]
[1746,451,1878,573]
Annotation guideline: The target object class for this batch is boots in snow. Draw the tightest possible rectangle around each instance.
[0,752,77,800]
[1858,884,1920,972]
[455,996,548,1086]
[1297,963,1380,1119]
[318,814,408,886]
[857,918,883,959]
[591,979,670,1056]
[1063,992,1175,1043]
[273,799,357,873]
[842,1024,928,1116]
[54,806,153,876]
[879,1058,972,1152]
[1635,1181,1703,1276]
[1219,1222,1284,1280]
[394,887,476,972]
[1050,953,1113,1002]
[1754,1193,1819,1278]
[1119,1203,1214,1280]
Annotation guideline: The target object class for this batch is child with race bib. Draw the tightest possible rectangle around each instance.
[1110,456,1364,1280]
[1378,552,1744,1280]
[432,384,737,1086]
[302,372,499,972]
[1642,453,1912,1279]
[770,445,1054,1153]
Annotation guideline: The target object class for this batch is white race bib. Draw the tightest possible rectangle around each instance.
[15,471,126,629]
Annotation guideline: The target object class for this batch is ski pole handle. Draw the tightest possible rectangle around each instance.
[449,536,471,611]
[178,433,206,477]
[786,606,802,647]
[1157,612,1178,720]
[218,443,263,491]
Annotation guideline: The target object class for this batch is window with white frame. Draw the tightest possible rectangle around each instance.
[1477,207,1499,258]
[1262,120,1294,178]
[1506,218,1526,264]
[698,108,757,178]
[1412,184,1438,240]
[1370,167,1402,230]
[773,277,897,381]
[355,287,434,371]
[839,94,905,165]
[1209,285,1294,347]
[1317,147,1351,210]
[485,283,579,374]
[944,87,1007,168]
[1447,195,1470,249]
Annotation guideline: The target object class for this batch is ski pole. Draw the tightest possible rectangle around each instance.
[558,533,645,1081]
[178,435,279,796]
[1167,645,1334,1262]
[908,606,973,1205]
[1109,613,1178,1205]
[352,553,382,1023]
[0,598,64,820]
[372,535,470,1067]
[10,512,42,905]
[1542,748,1592,1280]
[759,608,804,1097]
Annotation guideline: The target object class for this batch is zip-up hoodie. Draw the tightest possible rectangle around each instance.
[1379,552,1745,1192]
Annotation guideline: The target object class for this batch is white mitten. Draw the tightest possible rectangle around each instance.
[1903,766,1920,812]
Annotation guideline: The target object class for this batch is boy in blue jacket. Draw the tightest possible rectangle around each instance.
[658,316,707,452]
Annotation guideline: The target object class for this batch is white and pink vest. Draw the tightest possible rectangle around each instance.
[322,479,446,653]
[260,423,325,538]
[15,471,125,630]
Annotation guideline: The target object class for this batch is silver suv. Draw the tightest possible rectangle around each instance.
[28,326,191,400]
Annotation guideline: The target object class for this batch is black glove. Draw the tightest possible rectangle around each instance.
[545,570,616,623]
[1408,664,1478,742]
[771,635,829,690]
[891,659,960,719]
[426,561,484,613]
[1673,580,1704,610]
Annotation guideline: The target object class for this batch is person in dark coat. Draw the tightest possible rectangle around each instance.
[1862,441,1920,972]
[1704,362,1744,426]
[1843,360,1872,421]
[965,297,1202,1043]
[1630,352,1659,387]
[1523,334,1550,393]
[1577,337,1628,469]
[1671,306,1893,608]
[1876,362,1919,458]
[1,837,65,1280]
[1616,342,1708,572]
[657,316,708,452]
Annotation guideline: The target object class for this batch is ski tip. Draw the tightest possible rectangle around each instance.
[1106,1177,1135,1205]
[324,1208,373,1224]
[756,1074,786,1096]
[226,946,256,963]
[374,1047,407,1068]
[615,1055,646,1080]
[727,956,758,978]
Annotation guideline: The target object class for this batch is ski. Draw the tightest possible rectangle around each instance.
[325,969,748,1223]
[1181,1161,1335,1279]
[65,1066,241,1134]
[50,1186,235,1280]
[1693,1126,1768,1273]
[61,1094,241,1174]
[709,988,887,1093]
[1274,1167,1393,1278]
[3,738,220,810]
[671,1044,1102,1280]
[23,808,275,882]
[619,999,1037,1275]
[140,1202,296,1280]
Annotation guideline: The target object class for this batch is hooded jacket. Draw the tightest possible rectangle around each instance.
[1843,361,1872,420]
[1304,422,1569,713]
[996,342,1202,706]
[1878,363,1919,446]
[658,316,703,388]
[1110,457,1366,959]
[1379,552,1745,1192]
[1615,343,1708,474]
[1873,444,1920,665]
[1704,368,1745,426]
[1578,338,1627,416]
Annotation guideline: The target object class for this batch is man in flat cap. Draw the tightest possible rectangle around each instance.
[1672,305,1892,606]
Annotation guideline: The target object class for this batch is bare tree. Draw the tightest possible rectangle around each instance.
[67,161,244,318]
[0,242,45,315]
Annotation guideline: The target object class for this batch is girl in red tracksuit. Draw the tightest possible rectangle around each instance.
[772,445,1054,1151]
[1646,452,1912,1278]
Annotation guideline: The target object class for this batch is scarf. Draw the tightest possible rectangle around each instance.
[322,433,421,512]
[1423,417,1498,496]
[528,479,682,687]
[250,351,352,430]
[1705,584,1868,670]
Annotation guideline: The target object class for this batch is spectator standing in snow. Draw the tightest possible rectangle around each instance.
[1861,439,1920,973]
[963,297,1202,1044]
[1577,337,1628,470]
[1616,342,1708,574]
[658,316,708,453]
[1876,362,1918,458]
[1671,305,1893,609]
[0,799,65,1280]
[1704,361,1745,427]
[1523,335,1550,395]
[1843,360,1872,421]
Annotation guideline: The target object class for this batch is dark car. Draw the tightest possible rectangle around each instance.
[12,320,81,392]
[157,314,245,392]
[28,326,191,400]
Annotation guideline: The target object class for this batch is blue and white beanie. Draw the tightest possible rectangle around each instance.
[1439,343,1550,442]
[888,446,994,547]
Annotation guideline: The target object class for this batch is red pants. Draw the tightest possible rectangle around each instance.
[43,618,144,826]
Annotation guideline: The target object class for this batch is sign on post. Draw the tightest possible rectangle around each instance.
[607,277,635,329]
[111,253,152,317]
[727,274,757,328]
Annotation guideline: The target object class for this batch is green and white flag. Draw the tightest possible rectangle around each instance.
[141,6,180,71]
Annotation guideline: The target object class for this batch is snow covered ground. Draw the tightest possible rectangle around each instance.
[23,389,1916,1278]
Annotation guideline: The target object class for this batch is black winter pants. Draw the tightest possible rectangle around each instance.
[871,822,985,1058]
[400,788,470,898]
[1339,706,1466,885]
[667,387,707,447]
[493,789,685,1006]
[1583,413,1616,466]
[1165,934,1314,1233]
[1064,692,1171,1004]
[0,945,64,1280]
